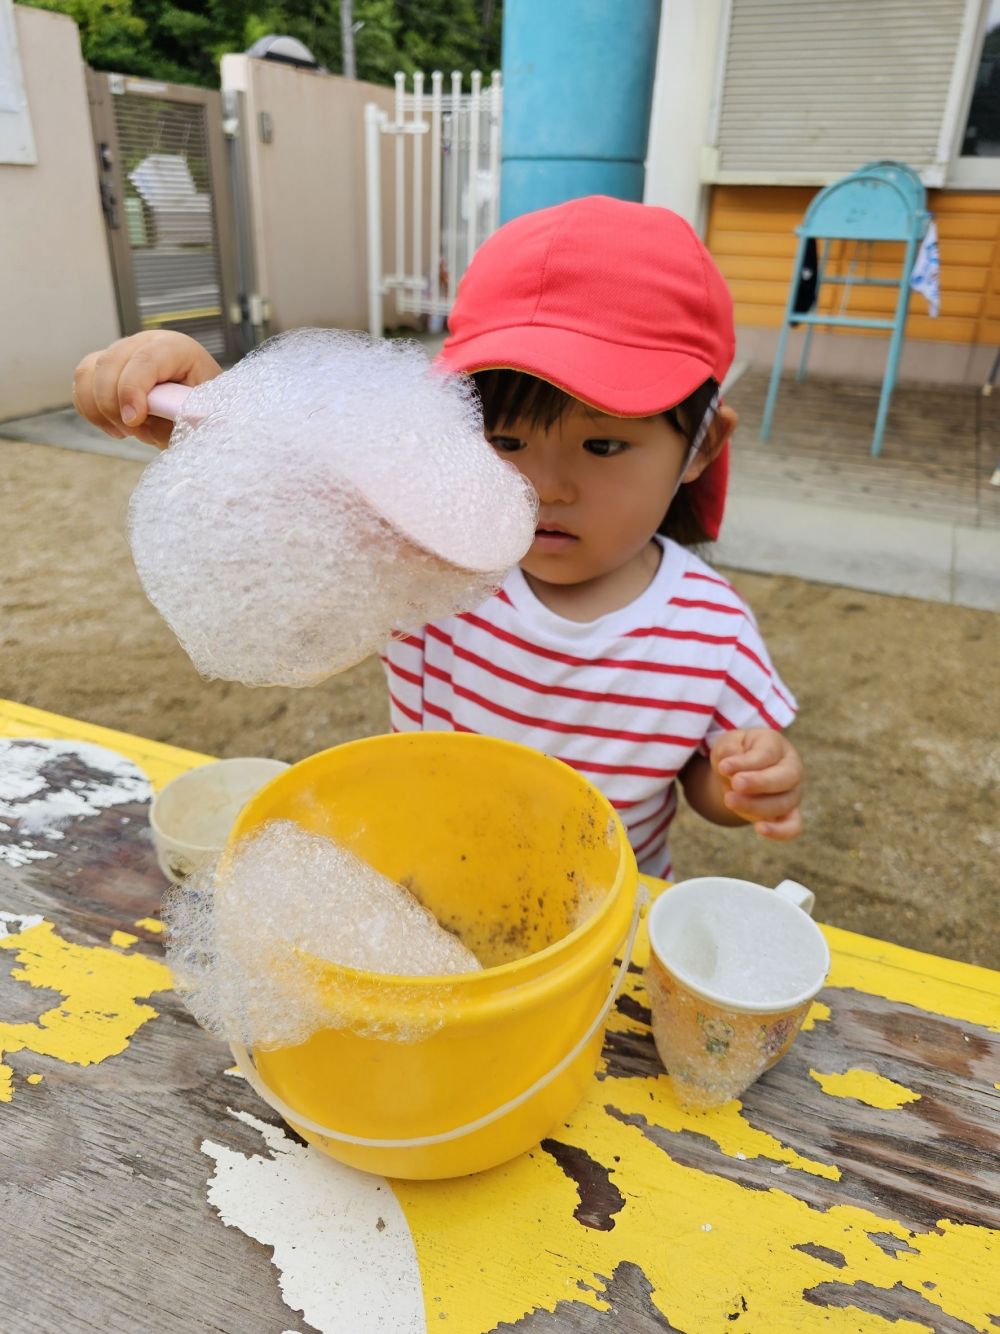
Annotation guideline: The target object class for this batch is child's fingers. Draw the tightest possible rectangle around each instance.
[91,346,137,433]
[716,733,782,777]
[133,420,173,448]
[753,809,804,841]
[724,787,802,821]
[117,344,171,429]
[730,758,803,795]
[711,728,753,774]
[72,354,124,438]
[119,331,222,426]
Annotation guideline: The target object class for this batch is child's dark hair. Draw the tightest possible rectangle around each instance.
[472,370,720,546]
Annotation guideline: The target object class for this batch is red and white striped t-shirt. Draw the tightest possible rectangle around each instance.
[380,538,796,880]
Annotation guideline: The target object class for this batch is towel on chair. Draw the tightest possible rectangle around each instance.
[910,220,940,318]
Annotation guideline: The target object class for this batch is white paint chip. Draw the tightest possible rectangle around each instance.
[0,739,150,868]
[0,910,45,938]
[202,1109,426,1333]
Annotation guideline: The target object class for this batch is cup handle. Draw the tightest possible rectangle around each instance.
[774,879,815,916]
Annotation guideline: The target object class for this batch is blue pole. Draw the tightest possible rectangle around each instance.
[500,0,662,222]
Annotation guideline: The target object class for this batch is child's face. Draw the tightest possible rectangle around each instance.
[488,401,693,589]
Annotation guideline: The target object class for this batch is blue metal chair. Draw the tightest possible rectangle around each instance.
[760,160,931,457]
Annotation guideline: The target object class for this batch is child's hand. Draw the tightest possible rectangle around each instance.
[710,728,804,840]
[73,331,222,449]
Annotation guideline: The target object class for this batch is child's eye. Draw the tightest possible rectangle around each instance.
[583,438,628,457]
[489,435,525,453]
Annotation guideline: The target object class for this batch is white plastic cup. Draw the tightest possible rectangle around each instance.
[645,877,831,1110]
[149,758,290,884]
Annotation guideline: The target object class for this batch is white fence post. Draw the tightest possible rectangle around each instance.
[412,70,424,302]
[488,70,501,237]
[465,70,482,281]
[447,70,462,305]
[365,101,384,339]
[394,71,405,288]
[430,70,443,311]
[364,69,502,338]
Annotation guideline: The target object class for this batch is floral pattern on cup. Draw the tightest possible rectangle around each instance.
[698,1013,735,1056]
[758,1013,800,1060]
[645,955,815,1110]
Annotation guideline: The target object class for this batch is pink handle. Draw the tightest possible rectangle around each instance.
[146,382,193,423]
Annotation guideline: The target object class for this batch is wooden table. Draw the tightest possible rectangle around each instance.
[2,699,998,1334]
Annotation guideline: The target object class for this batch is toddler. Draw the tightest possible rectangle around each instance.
[74,195,803,878]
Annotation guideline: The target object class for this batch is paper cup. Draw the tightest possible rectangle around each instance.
[645,877,830,1109]
[149,758,289,884]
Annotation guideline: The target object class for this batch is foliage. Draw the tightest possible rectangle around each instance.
[21,0,502,88]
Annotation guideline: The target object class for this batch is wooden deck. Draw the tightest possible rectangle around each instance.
[726,369,1000,531]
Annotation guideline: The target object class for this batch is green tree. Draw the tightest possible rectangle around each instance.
[22,0,502,88]
[25,0,158,76]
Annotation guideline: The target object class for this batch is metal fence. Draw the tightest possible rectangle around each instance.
[87,71,240,362]
[365,70,502,337]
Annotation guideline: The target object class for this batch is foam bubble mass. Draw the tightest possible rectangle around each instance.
[128,330,538,687]
[164,820,482,1049]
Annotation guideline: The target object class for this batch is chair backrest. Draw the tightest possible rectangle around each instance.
[798,160,929,244]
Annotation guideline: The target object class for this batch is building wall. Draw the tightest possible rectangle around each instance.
[0,6,120,418]
[644,0,724,231]
[707,185,1000,383]
[221,55,410,335]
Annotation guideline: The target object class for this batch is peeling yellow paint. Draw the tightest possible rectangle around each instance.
[0,919,172,1101]
[802,1000,831,1031]
[0,697,211,791]
[0,1062,12,1103]
[26,1073,43,1085]
[810,1069,922,1109]
[595,1002,841,1178]
[110,930,138,949]
[4,703,998,1331]
[395,970,996,1333]
[824,925,1000,1034]
[134,917,164,935]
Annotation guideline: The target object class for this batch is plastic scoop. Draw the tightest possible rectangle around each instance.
[144,378,532,575]
[128,330,538,687]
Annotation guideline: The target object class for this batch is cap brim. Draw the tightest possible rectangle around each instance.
[436,324,716,417]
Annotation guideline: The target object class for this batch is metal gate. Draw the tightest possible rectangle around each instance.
[86,71,240,362]
[365,70,502,338]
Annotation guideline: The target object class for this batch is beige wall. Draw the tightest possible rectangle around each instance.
[221,55,411,335]
[1,6,119,418]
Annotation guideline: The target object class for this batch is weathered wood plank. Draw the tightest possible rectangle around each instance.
[2,736,999,1333]
[1,740,317,1334]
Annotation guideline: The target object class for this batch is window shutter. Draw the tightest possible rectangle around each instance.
[712,0,973,185]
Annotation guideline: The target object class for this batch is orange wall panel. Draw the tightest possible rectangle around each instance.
[706,185,1000,346]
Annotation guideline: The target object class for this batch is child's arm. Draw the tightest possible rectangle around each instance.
[679,728,804,841]
[73,331,223,449]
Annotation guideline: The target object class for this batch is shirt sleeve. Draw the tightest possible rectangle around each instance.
[700,615,798,755]
[379,630,426,731]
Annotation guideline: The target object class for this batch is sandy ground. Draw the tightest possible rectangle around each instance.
[2,437,997,968]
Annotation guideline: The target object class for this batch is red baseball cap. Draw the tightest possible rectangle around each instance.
[436,195,735,538]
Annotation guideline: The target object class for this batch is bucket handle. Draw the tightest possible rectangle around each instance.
[229,886,647,1151]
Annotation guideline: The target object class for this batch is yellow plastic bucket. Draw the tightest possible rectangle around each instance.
[226,732,640,1179]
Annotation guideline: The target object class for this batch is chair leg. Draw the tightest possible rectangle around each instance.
[762,235,808,442]
[797,238,830,382]
[871,237,917,457]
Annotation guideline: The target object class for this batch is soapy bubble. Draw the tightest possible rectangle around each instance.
[673,892,821,1006]
[164,819,482,1049]
[129,330,537,686]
